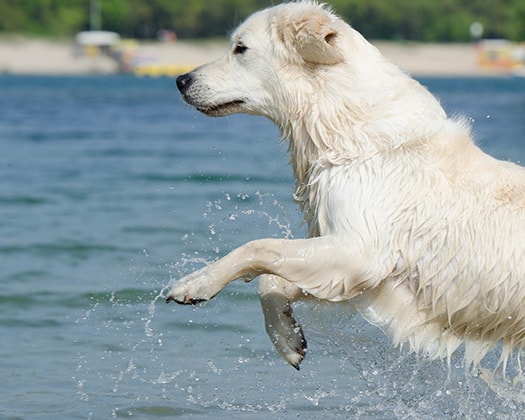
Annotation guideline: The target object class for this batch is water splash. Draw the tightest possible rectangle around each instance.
[72,191,304,414]
[202,190,298,242]
[73,192,525,418]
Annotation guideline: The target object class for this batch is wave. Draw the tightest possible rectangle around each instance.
[0,196,48,206]
[140,172,289,185]
[0,242,130,258]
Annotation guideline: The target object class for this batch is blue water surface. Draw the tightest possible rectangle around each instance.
[1,75,525,419]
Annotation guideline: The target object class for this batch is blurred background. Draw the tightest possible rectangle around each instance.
[0,0,524,76]
[0,0,524,41]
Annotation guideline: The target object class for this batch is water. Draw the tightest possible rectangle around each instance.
[1,74,524,419]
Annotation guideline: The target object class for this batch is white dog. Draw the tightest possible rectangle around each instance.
[167,1,525,371]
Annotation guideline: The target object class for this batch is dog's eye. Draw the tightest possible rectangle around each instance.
[233,43,248,55]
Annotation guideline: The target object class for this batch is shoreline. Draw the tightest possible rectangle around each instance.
[0,37,511,77]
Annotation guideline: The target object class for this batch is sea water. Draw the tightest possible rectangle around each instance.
[1,75,525,418]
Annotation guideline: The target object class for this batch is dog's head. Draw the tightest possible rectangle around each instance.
[176,2,357,120]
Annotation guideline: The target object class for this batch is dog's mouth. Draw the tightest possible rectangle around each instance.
[195,99,246,117]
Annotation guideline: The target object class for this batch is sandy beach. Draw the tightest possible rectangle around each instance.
[0,37,508,77]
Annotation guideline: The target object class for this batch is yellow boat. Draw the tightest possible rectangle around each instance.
[134,63,193,77]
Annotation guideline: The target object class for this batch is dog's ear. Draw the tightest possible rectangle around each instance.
[279,9,344,65]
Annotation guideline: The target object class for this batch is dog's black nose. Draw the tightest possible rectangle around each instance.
[176,73,193,94]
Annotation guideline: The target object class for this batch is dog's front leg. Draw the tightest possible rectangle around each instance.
[166,236,373,304]
[259,274,307,369]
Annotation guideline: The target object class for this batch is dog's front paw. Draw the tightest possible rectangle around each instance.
[261,292,307,369]
[272,320,307,370]
[165,267,222,305]
[165,282,208,305]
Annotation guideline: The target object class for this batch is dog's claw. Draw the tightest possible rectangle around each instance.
[166,294,207,305]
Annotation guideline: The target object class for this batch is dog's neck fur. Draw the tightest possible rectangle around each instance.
[275,65,451,235]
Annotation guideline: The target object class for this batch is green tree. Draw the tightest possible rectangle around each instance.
[0,0,523,41]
